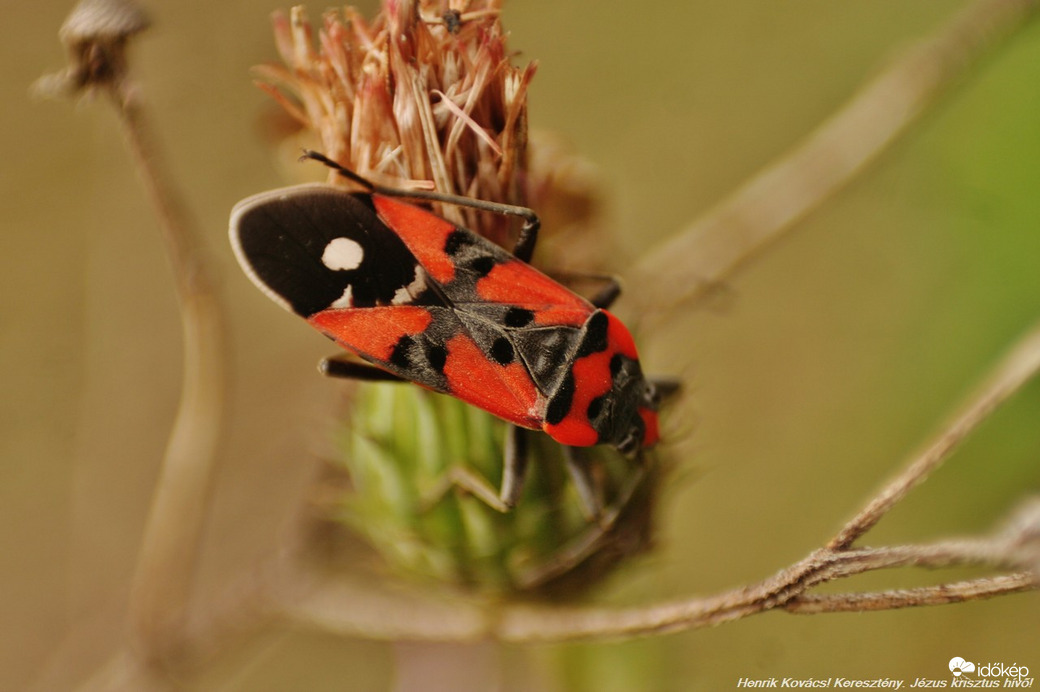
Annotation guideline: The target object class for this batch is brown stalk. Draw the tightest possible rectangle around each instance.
[39,0,227,663]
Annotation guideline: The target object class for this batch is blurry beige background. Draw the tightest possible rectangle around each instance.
[3,0,1039,689]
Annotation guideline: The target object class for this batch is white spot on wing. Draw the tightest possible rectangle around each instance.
[322,237,364,271]
[330,285,354,309]
[391,266,428,305]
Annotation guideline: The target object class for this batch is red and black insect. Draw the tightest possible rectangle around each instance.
[229,152,673,511]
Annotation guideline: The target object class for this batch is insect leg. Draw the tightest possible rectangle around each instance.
[544,270,622,309]
[499,425,531,509]
[428,466,511,513]
[563,446,605,522]
[300,150,541,262]
[648,375,683,405]
[319,355,406,382]
[378,185,540,263]
[508,218,540,264]
[418,425,529,513]
[587,276,621,309]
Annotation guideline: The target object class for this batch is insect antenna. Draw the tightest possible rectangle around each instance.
[299,150,376,191]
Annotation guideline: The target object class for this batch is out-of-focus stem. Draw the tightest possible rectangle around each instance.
[107,60,226,662]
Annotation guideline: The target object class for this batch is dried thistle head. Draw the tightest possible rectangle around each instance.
[259,1,537,249]
[258,2,657,595]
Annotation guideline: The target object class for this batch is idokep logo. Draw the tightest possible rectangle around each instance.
[946,656,1032,686]
[949,657,976,677]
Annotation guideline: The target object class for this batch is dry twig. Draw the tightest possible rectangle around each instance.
[38,0,227,663]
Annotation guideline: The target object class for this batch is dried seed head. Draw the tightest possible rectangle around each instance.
[36,0,150,97]
[60,0,150,45]
[259,1,539,247]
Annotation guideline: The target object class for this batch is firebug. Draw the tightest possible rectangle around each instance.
[229,151,674,513]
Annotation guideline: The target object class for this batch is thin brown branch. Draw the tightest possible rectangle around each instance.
[276,522,1039,643]
[784,573,1037,614]
[491,535,1038,643]
[829,319,1040,549]
[281,563,492,642]
[628,0,1040,320]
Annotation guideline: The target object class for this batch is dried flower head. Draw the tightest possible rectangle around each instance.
[260,1,537,249]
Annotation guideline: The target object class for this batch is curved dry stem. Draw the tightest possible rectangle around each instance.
[35,3,228,683]
[628,0,1040,322]
[42,0,229,658]
[110,79,227,656]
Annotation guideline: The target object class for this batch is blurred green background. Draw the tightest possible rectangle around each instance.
[3,0,1039,689]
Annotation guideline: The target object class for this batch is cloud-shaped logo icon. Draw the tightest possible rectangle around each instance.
[949,657,976,676]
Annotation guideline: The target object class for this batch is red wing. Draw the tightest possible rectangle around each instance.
[308,305,433,363]
[371,194,593,326]
[308,304,543,429]
[371,195,459,284]
[474,260,589,314]
[441,332,542,429]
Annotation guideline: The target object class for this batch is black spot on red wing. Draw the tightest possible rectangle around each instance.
[440,227,508,291]
[610,353,624,376]
[504,307,535,328]
[545,372,575,426]
[363,306,457,393]
[426,344,447,373]
[490,337,515,365]
[389,335,415,369]
[444,230,471,256]
[468,256,495,277]
[575,311,609,357]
